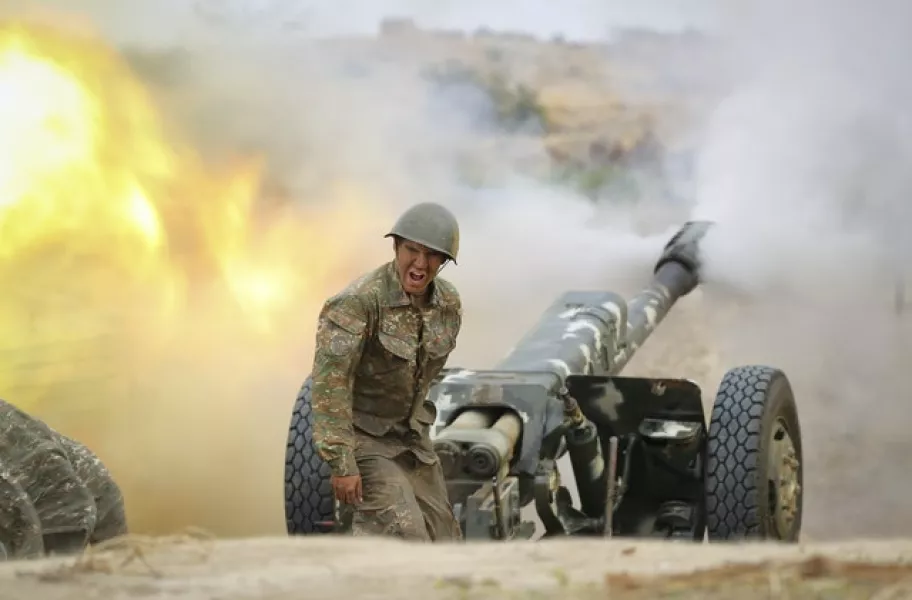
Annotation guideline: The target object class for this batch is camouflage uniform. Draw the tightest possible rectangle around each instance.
[0,400,128,560]
[311,260,463,541]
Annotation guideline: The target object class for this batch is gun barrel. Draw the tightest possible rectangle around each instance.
[492,220,713,381]
[611,221,712,373]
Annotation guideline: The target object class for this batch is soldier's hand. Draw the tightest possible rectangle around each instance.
[331,475,362,505]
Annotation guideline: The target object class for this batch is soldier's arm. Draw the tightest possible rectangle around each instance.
[451,288,463,340]
[311,293,369,477]
[439,279,463,342]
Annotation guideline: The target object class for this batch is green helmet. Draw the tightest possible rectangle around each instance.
[384,202,460,263]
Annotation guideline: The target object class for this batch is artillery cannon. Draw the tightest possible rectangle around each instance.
[284,221,804,542]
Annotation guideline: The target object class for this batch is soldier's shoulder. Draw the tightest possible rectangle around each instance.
[320,265,385,323]
[338,264,387,299]
[435,276,461,309]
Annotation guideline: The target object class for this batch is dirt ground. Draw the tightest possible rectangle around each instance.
[4,535,912,600]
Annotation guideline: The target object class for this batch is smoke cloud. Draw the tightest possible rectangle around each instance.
[692,0,912,537]
[3,0,910,543]
[0,0,690,538]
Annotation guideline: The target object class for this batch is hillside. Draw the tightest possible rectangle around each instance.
[2,13,912,600]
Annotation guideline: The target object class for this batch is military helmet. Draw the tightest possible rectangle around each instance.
[384,202,460,263]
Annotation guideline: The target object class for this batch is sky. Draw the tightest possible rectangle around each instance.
[14,0,722,47]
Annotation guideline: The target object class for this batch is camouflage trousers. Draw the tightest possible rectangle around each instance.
[351,452,462,542]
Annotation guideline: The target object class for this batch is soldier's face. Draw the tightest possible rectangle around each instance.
[394,239,446,295]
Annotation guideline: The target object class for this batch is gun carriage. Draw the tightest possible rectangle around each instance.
[285,221,803,542]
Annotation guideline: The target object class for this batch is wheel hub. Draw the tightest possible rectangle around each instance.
[768,418,801,536]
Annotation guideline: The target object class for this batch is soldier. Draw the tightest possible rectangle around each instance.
[311,202,463,541]
[0,399,128,560]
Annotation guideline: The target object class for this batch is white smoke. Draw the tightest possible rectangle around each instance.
[6,0,911,540]
[690,0,912,537]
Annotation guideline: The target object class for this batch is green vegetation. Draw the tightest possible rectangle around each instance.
[422,61,546,134]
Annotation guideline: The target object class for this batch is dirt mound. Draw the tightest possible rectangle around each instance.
[4,535,912,600]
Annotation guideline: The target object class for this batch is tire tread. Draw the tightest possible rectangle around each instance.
[284,377,335,534]
[705,365,776,540]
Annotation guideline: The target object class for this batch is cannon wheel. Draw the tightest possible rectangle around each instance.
[704,365,803,542]
[284,376,337,535]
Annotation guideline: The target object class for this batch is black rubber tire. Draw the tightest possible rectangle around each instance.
[705,365,803,542]
[284,376,335,535]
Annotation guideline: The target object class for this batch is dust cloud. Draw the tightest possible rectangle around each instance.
[0,1,684,538]
[690,0,912,537]
[5,0,908,543]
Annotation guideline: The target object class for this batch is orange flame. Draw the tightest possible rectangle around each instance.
[0,19,391,535]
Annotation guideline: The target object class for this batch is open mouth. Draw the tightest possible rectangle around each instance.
[407,270,426,286]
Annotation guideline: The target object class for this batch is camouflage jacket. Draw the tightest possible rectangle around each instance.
[0,400,127,560]
[311,260,462,477]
